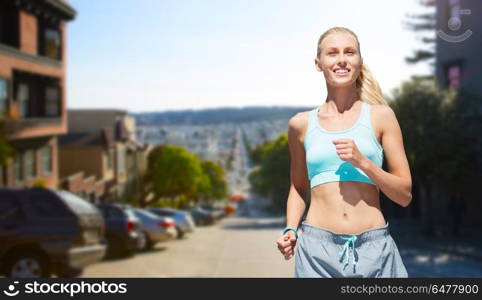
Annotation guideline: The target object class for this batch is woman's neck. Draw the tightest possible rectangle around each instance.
[324,83,359,112]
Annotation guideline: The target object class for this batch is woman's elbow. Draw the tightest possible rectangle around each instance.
[400,191,412,207]
[400,180,412,207]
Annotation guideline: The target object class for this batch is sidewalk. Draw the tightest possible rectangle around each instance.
[389,219,482,262]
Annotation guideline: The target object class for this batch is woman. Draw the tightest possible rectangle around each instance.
[276,27,412,278]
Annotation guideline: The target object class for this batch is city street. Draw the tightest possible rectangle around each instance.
[82,214,295,278]
[82,210,482,278]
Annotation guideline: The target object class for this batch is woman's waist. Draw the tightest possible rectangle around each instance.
[305,202,386,235]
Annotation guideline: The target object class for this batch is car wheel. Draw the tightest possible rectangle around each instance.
[5,251,51,278]
[146,238,156,250]
[106,237,128,258]
[176,226,184,239]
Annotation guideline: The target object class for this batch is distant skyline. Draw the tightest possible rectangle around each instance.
[67,0,433,113]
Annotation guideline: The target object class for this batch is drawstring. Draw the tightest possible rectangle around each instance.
[339,235,358,272]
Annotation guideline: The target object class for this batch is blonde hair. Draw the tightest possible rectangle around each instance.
[316,26,387,106]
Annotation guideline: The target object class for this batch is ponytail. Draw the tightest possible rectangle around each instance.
[356,63,388,105]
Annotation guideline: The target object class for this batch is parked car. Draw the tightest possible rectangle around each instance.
[149,208,195,239]
[187,207,215,226]
[199,204,226,220]
[132,208,176,250]
[95,203,141,258]
[0,188,106,278]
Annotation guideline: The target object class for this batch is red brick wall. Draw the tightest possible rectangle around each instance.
[0,11,67,140]
[19,12,37,55]
[3,136,59,188]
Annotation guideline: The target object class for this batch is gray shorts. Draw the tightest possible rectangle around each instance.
[294,221,408,278]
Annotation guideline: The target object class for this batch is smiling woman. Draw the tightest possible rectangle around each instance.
[276,26,412,278]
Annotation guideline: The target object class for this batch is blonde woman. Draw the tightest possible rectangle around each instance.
[276,27,411,277]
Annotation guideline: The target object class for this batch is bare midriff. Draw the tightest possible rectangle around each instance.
[304,181,387,235]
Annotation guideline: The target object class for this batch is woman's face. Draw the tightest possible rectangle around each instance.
[315,32,363,88]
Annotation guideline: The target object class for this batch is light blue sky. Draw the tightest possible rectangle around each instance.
[67,0,433,113]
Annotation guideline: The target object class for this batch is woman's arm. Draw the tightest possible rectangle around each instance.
[359,105,412,207]
[286,113,310,229]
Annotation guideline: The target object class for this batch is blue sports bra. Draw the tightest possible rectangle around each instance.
[304,101,384,189]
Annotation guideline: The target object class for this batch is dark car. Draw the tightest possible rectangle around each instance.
[0,188,106,278]
[187,207,215,226]
[95,203,142,258]
[199,204,226,221]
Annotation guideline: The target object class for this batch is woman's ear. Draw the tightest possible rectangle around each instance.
[314,58,322,72]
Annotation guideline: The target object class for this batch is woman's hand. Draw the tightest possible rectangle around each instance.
[276,230,297,260]
[333,138,367,168]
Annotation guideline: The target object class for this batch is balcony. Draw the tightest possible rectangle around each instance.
[4,99,64,140]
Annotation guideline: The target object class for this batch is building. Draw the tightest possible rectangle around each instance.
[58,109,147,203]
[435,0,482,97]
[58,128,115,203]
[0,0,76,188]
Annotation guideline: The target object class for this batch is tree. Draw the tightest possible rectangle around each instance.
[143,145,204,207]
[200,160,228,202]
[390,76,479,234]
[249,134,290,212]
[0,119,13,167]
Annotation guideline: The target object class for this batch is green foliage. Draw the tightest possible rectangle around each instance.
[0,119,13,166]
[389,76,482,234]
[390,76,479,194]
[143,145,228,207]
[402,0,436,67]
[200,160,228,201]
[249,140,270,165]
[145,145,204,203]
[32,179,46,188]
[248,134,290,212]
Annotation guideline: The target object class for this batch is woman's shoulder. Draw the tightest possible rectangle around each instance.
[370,104,397,120]
[288,110,311,132]
[288,109,312,142]
[369,103,399,132]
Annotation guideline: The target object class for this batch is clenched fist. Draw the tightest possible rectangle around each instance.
[276,230,297,260]
[333,138,367,168]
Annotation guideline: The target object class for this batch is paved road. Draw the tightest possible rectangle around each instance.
[81,213,482,278]
[82,215,294,278]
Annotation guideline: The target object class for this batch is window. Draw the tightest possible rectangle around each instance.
[45,86,60,117]
[13,154,21,183]
[0,3,19,48]
[24,150,36,180]
[38,19,61,60]
[108,206,124,219]
[28,191,70,217]
[0,78,7,114]
[41,146,52,175]
[16,83,29,118]
[0,196,21,221]
[107,149,114,170]
[55,190,97,215]
[13,72,62,118]
[117,148,126,173]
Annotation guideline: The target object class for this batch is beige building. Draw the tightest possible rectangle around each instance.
[58,110,147,203]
